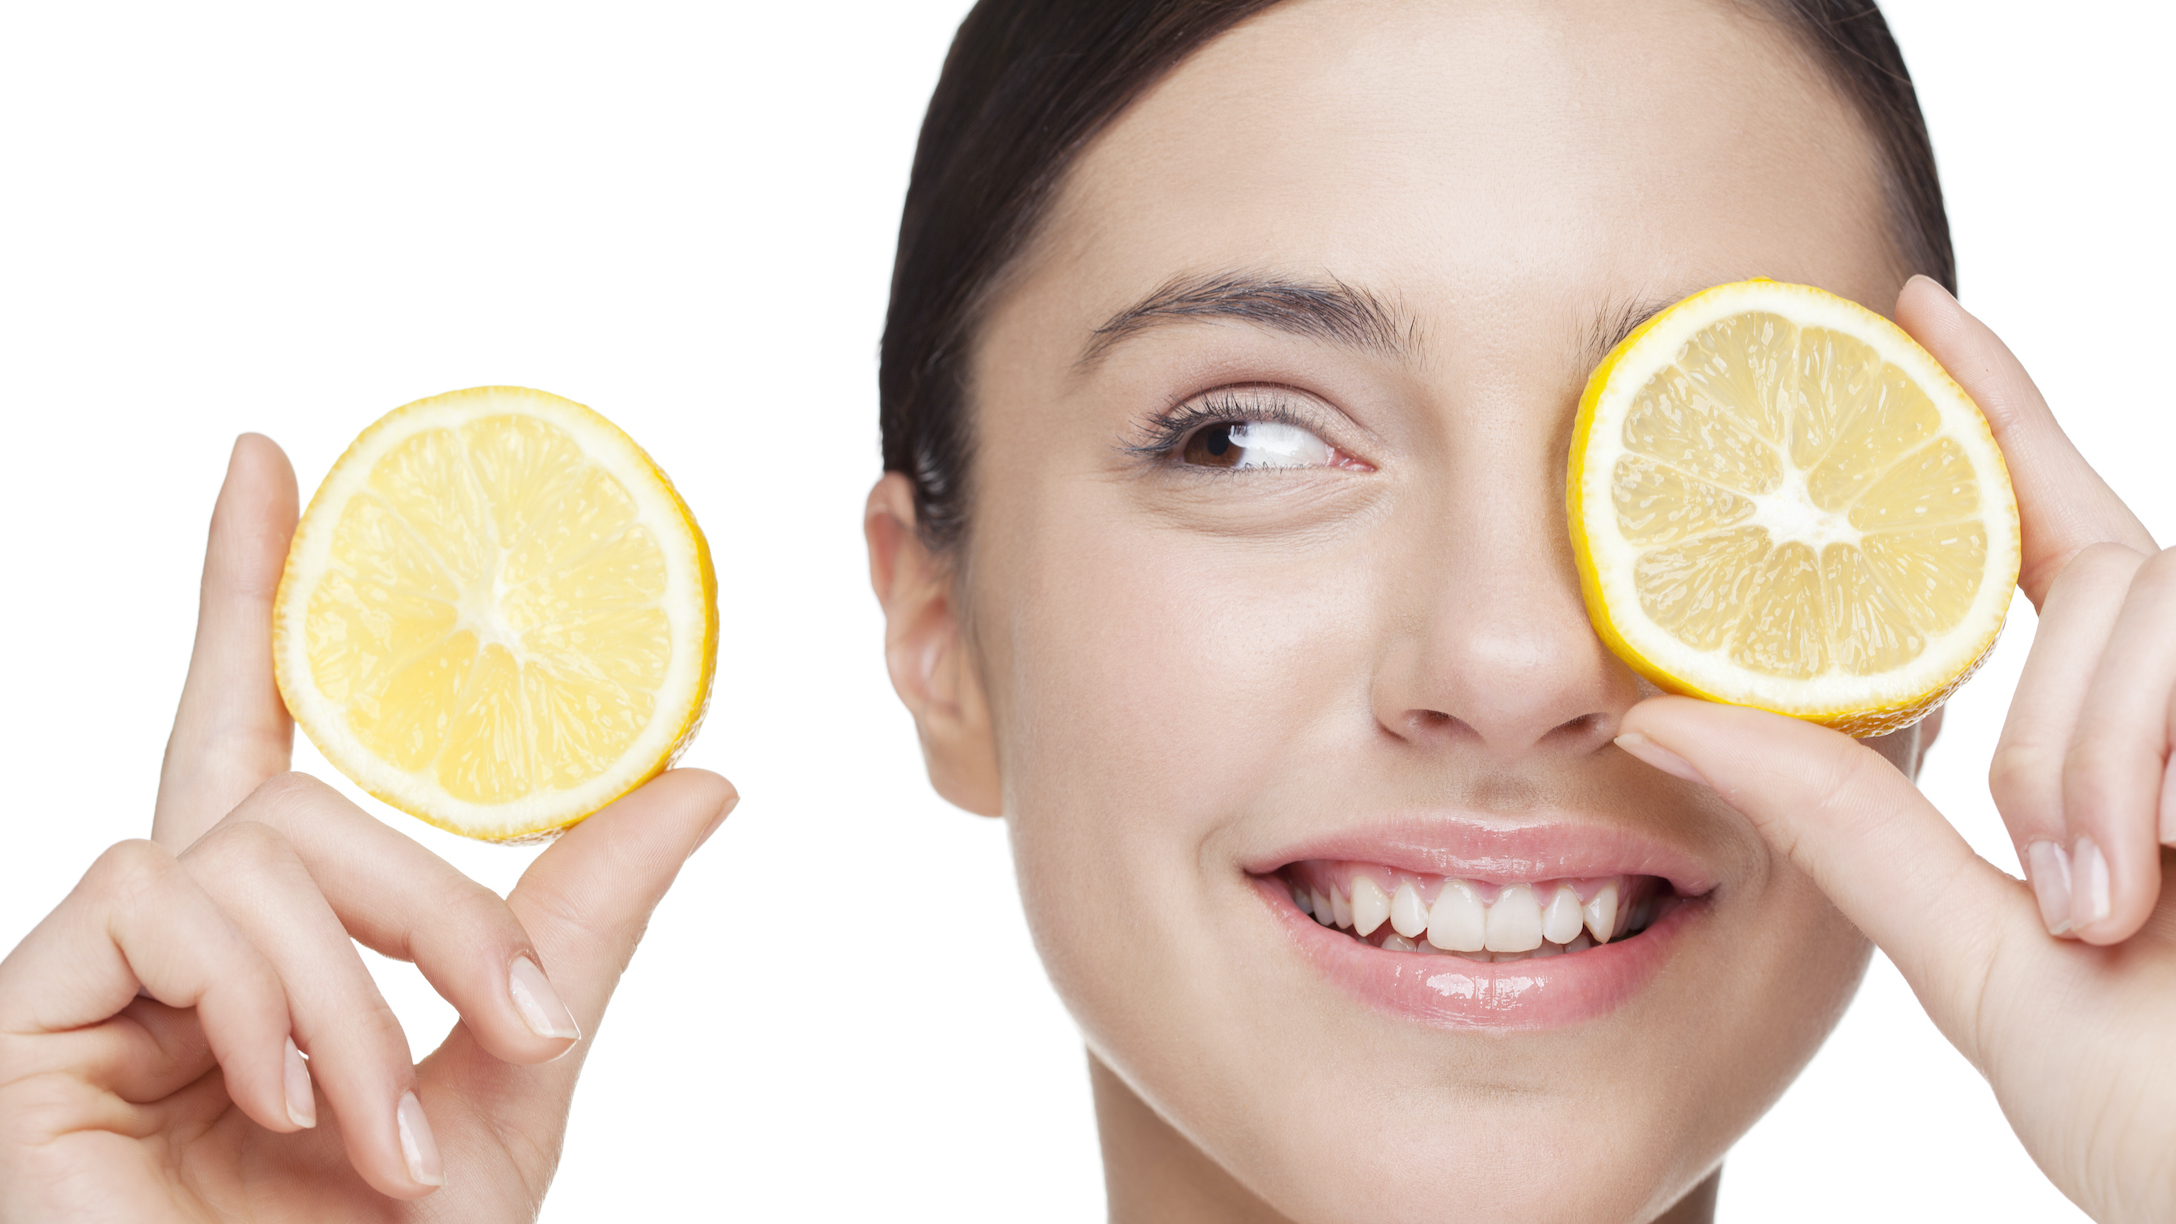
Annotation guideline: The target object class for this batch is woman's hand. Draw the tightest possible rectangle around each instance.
[0,436,737,1221]
[1616,277,2173,1223]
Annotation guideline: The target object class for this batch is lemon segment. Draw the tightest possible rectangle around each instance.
[1569,280,2019,736]
[274,387,717,841]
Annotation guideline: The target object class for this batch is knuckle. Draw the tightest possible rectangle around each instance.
[2061,740,2123,811]
[1987,742,2056,814]
[181,820,303,890]
[198,819,293,866]
[83,840,178,911]
[422,884,531,964]
[2134,545,2176,592]
[248,770,334,812]
[321,990,413,1066]
[2067,540,2148,585]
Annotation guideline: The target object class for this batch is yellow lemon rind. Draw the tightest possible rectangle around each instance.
[1566,280,2020,737]
[272,386,718,842]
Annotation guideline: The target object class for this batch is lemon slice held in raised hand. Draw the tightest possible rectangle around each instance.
[273,387,717,841]
[1569,280,2020,737]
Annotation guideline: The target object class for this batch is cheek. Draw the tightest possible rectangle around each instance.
[983,507,1377,985]
[1668,848,1873,1159]
[996,519,1378,837]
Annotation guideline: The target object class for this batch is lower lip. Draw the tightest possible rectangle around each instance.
[1251,875,1699,1030]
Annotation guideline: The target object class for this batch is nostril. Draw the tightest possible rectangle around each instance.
[1403,709,1480,741]
[1543,712,1615,748]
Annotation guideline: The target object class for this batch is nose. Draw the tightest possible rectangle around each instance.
[1370,498,1642,760]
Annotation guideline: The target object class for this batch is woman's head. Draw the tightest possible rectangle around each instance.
[869,2,1947,1219]
[880,0,1951,556]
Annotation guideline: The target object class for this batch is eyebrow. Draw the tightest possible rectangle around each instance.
[1583,291,1695,369]
[1081,271,1414,367]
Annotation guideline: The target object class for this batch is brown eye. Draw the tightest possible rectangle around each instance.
[1179,420,1338,469]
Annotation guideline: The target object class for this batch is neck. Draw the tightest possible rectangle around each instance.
[1090,1050,1721,1223]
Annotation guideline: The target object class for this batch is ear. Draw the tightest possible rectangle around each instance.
[865,473,1003,816]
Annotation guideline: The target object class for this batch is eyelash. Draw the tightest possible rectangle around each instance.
[1127,387,1354,466]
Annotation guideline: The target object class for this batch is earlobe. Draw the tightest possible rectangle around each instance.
[864,474,1003,816]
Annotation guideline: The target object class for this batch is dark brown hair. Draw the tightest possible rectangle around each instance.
[880,0,1954,552]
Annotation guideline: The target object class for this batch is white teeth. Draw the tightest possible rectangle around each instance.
[1425,880,1487,952]
[1584,882,1620,944]
[1350,876,1390,936]
[1485,884,1544,953]
[1389,880,1428,938]
[1541,883,1584,945]
[1298,865,1644,956]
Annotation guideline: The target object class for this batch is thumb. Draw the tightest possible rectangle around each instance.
[408,769,733,1197]
[504,768,738,1031]
[1617,696,2031,1059]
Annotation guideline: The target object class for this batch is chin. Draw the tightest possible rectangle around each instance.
[1015,793,1872,1224]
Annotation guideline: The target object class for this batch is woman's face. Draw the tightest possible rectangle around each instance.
[946,1,1910,1218]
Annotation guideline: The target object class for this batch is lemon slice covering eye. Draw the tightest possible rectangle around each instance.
[1569,280,2019,736]
[273,387,717,841]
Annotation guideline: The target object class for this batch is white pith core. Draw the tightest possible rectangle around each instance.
[275,389,712,839]
[1275,861,1676,962]
[1742,466,1862,552]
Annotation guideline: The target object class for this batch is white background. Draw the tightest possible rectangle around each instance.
[0,3,2166,1220]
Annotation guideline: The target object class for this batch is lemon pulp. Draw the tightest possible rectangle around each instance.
[1570,281,2018,736]
[275,387,716,840]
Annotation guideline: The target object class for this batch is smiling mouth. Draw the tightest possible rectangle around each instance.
[1272,861,1681,963]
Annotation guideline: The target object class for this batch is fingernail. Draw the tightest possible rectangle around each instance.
[396,1091,446,1187]
[2025,840,2074,936]
[2071,835,2111,928]
[1614,733,1709,787]
[283,1037,315,1128]
[508,955,581,1042]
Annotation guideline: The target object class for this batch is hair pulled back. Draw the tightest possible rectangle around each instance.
[880,0,1955,553]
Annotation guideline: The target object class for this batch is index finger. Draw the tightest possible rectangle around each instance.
[1895,276,2156,607]
[151,434,299,851]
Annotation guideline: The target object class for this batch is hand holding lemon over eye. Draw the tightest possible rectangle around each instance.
[1609,277,2176,1224]
[1570,278,2019,736]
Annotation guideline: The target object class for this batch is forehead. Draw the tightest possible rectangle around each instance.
[1017,0,1894,341]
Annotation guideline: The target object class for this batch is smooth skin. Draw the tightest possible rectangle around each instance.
[865,2,2175,1221]
[3,5,2173,1224]
[0,435,738,1219]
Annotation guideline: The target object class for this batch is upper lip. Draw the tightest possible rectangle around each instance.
[1243,811,1722,897]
